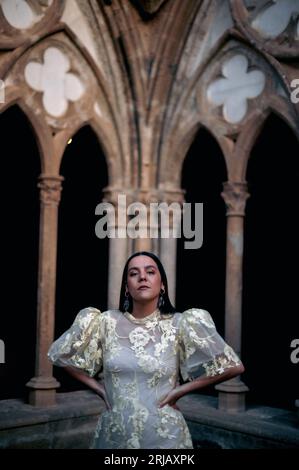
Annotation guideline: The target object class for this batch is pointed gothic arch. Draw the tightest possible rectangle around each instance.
[54,124,109,392]
[176,126,227,337]
[242,112,299,409]
[0,104,41,400]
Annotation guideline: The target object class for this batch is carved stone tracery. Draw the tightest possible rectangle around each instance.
[230,0,299,58]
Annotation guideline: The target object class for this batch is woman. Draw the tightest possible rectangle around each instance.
[48,251,244,449]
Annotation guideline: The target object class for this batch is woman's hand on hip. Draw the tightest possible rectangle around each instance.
[158,388,180,410]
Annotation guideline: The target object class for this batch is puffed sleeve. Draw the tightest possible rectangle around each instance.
[178,308,241,382]
[47,307,103,377]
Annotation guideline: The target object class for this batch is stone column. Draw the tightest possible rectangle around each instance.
[133,189,153,254]
[296,400,299,420]
[108,237,128,308]
[215,181,249,412]
[102,188,130,309]
[160,234,177,306]
[131,187,184,304]
[159,189,185,307]
[134,225,152,253]
[26,175,63,407]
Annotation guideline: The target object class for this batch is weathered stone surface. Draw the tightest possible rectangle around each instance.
[0,391,103,449]
[0,392,298,449]
[131,0,168,15]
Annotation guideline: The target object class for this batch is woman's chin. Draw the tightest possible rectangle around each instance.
[134,291,156,301]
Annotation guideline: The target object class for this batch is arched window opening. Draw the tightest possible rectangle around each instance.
[0,105,40,400]
[55,125,109,393]
[176,126,227,398]
[243,113,299,409]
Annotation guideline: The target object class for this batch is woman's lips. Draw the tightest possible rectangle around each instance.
[138,286,150,290]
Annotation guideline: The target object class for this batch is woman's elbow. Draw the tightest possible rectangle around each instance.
[234,363,245,376]
[224,363,245,380]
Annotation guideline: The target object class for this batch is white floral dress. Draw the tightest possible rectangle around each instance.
[48,307,241,449]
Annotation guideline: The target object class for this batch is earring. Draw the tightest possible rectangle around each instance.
[123,291,130,312]
[158,289,165,309]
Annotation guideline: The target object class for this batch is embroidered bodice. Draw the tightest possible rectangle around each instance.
[48,307,241,449]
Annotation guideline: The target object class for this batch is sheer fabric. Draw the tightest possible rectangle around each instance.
[48,307,241,449]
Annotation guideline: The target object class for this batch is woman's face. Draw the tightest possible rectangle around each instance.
[126,255,164,304]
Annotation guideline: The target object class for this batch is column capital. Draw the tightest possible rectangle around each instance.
[38,174,64,206]
[158,183,185,204]
[137,188,159,205]
[158,188,185,206]
[102,186,135,206]
[221,181,250,216]
[102,186,186,207]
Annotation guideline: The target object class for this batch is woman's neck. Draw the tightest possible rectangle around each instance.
[132,300,159,318]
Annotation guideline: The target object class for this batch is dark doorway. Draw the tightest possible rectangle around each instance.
[54,126,109,392]
[0,105,40,400]
[176,126,227,336]
[243,113,299,409]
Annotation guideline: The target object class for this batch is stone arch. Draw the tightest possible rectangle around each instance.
[0,24,131,405]
[54,123,109,393]
[57,25,129,187]
[2,29,127,187]
[237,101,299,181]
[0,104,41,400]
[176,125,227,333]
[159,120,231,189]
[0,90,54,173]
[54,118,121,190]
[159,34,298,188]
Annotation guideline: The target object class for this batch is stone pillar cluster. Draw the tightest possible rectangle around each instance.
[103,186,184,308]
[215,181,250,412]
[26,175,63,407]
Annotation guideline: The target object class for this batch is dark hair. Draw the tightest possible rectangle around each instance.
[118,251,176,314]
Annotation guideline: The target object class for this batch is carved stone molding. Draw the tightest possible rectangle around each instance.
[38,174,64,206]
[207,53,265,124]
[130,0,169,16]
[102,187,135,206]
[0,0,65,50]
[103,186,184,207]
[8,34,96,130]
[24,46,85,118]
[231,0,299,58]
[199,41,277,134]
[221,181,250,216]
[101,186,184,232]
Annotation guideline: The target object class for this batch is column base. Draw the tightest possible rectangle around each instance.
[26,376,60,407]
[215,378,249,413]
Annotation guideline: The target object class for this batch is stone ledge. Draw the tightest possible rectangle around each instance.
[0,390,105,431]
[0,391,298,449]
[179,394,299,449]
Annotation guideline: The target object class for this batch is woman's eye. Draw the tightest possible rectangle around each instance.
[148,271,155,275]
[130,272,137,276]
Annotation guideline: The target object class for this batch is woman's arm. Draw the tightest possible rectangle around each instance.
[158,363,245,408]
[64,366,111,410]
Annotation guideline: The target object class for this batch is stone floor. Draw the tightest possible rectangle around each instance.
[0,391,298,449]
